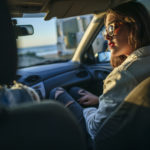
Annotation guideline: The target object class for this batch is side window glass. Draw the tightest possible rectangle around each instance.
[92,27,110,63]
[16,14,93,68]
[56,15,93,57]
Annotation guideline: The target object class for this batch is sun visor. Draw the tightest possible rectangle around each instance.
[44,0,111,20]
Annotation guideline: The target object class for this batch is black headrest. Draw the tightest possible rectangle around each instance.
[0,0,17,85]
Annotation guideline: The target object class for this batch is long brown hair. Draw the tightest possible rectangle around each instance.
[105,1,150,51]
[110,55,127,68]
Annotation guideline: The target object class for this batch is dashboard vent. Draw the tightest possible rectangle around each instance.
[25,75,41,84]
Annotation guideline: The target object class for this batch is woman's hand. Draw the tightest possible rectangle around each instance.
[78,90,99,106]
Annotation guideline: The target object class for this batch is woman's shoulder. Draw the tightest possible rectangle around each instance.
[105,45,150,85]
[120,45,150,70]
[103,62,138,90]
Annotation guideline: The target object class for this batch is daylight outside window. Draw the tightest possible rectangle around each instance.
[16,14,93,68]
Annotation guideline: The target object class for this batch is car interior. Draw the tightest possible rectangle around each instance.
[1,0,150,149]
[8,0,148,101]
[8,0,121,100]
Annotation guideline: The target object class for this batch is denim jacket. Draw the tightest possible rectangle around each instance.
[83,45,150,139]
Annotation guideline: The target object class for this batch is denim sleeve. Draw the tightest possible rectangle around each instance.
[83,69,138,139]
[83,97,118,139]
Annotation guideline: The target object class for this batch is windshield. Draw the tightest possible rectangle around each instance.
[16,14,92,68]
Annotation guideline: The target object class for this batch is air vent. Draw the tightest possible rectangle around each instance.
[25,75,41,84]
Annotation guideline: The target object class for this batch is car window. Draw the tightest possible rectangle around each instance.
[92,27,110,63]
[16,14,93,68]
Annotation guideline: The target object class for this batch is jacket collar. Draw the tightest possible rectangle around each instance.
[129,45,150,58]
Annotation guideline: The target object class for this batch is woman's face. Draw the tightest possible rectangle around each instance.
[105,13,134,57]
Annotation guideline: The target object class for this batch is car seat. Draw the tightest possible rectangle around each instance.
[0,101,87,150]
[94,77,150,150]
[0,0,87,150]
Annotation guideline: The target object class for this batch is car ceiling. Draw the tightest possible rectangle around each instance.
[8,0,134,20]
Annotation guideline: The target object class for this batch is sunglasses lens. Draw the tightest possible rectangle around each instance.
[103,21,123,39]
[108,25,114,36]
[102,24,114,39]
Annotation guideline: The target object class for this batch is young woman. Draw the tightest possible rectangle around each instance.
[50,1,150,140]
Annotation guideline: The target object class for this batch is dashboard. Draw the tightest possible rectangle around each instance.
[17,61,112,99]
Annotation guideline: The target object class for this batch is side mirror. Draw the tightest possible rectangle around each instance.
[15,25,34,37]
[98,51,111,63]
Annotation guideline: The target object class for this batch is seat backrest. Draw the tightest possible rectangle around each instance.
[94,77,150,150]
[0,101,87,150]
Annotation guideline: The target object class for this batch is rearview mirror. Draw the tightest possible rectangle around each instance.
[15,25,34,37]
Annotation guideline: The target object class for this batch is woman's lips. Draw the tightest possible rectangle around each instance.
[108,42,115,48]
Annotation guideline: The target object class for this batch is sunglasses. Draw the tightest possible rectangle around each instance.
[102,21,124,39]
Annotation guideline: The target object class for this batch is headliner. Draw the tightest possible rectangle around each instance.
[8,0,134,20]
